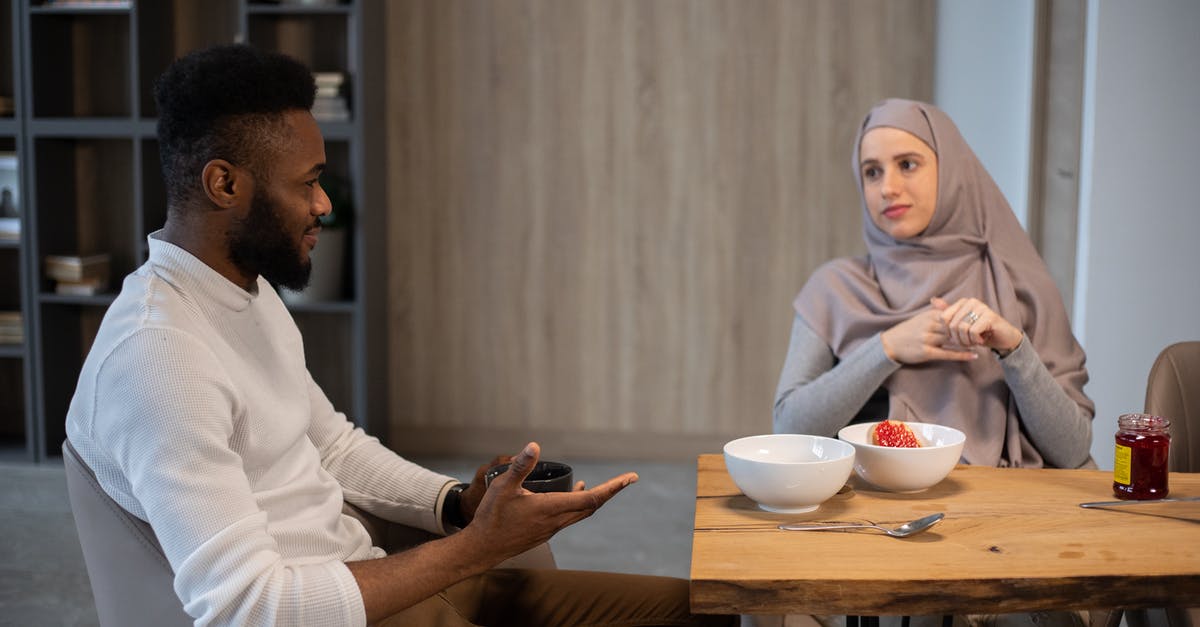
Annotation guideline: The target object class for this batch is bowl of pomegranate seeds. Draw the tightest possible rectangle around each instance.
[836,421,965,492]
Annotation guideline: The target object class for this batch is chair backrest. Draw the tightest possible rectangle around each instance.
[1145,341,1200,473]
[62,440,193,627]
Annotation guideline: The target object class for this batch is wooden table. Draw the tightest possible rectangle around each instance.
[690,454,1200,616]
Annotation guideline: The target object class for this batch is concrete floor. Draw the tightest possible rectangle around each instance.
[0,456,697,627]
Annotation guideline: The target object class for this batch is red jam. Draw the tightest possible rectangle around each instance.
[1112,413,1170,500]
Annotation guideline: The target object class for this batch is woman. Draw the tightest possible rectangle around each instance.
[774,98,1094,470]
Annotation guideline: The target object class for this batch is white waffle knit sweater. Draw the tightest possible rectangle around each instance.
[66,234,457,626]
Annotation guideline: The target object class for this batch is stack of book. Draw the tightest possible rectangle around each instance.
[45,253,111,296]
[312,72,350,122]
[0,311,21,345]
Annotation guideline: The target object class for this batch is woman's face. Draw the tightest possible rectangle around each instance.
[858,127,938,240]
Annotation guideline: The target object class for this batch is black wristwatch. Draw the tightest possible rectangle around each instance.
[441,482,470,529]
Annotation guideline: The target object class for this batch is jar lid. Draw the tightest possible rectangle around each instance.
[1117,413,1171,431]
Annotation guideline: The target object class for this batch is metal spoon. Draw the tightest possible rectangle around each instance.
[778,512,944,537]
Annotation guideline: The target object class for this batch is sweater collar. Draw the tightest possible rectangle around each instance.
[147,231,261,312]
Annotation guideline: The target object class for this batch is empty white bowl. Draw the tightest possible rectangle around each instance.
[837,421,965,492]
[723,434,856,513]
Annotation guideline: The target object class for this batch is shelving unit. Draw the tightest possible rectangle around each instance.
[5,0,382,462]
[0,0,31,461]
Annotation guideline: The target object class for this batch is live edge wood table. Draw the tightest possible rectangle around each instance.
[690,454,1200,617]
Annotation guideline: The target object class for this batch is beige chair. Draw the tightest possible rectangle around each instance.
[1099,342,1200,627]
[1147,341,1200,473]
[63,439,192,627]
[63,439,555,626]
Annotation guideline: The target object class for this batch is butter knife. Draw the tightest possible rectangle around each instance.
[1080,496,1200,508]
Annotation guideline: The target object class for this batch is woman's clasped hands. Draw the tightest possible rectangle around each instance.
[880,297,1024,365]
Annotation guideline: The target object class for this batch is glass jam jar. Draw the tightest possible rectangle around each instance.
[1112,413,1170,500]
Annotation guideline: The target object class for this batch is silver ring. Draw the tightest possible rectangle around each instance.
[964,311,980,325]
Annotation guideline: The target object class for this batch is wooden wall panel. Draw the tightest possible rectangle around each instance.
[383,1,934,459]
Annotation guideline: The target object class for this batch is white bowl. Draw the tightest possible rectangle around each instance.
[837,421,965,492]
[723,434,856,513]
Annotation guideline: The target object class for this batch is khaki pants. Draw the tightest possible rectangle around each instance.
[377,568,737,627]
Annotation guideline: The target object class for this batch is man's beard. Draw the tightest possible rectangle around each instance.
[227,188,315,292]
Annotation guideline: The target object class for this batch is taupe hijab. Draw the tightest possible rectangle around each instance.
[793,98,1092,468]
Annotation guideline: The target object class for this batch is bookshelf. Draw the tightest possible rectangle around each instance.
[0,0,30,460]
[6,0,383,461]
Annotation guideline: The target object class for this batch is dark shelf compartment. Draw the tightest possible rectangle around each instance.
[29,11,132,118]
[135,1,238,118]
[0,1,14,102]
[292,310,352,411]
[38,302,106,454]
[139,139,166,238]
[0,355,25,455]
[248,11,350,75]
[33,137,136,288]
[0,246,20,310]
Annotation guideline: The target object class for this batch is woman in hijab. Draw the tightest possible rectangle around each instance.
[774,98,1094,471]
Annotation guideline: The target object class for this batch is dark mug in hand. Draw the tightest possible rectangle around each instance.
[485,460,574,493]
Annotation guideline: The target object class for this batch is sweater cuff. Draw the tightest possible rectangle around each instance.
[331,561,370,627]
[996,335,1034,369]
[433,480,461,536]
[995,336,1045,392]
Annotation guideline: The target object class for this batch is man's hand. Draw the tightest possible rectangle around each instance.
[459,455,512,524]
[880,305,977,364]
[456,442,637,562]
[348,441,636,622]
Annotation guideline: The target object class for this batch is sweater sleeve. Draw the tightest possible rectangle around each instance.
[89,329,367,627]
[304,372,459,535]
[997,336,1095,468]
[773,315,901,437]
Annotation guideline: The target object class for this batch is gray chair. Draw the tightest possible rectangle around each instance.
[1099,342,1200,627]
[1132,341,1200,627]
[63,439,192,627]
[63,439,555,626]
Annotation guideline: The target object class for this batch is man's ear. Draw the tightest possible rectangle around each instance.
[201,159,247,209]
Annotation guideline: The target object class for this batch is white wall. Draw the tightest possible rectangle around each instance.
[1076,0,1200,469]
[934,0,1036,227]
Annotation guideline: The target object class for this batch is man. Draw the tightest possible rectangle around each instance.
[65,44,732,626]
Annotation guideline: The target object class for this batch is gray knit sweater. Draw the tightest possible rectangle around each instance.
[773,314,1094,469]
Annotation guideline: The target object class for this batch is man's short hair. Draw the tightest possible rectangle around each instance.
[154,44,316,209]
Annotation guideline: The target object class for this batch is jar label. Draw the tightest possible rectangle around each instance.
[1114,444,1132,485]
